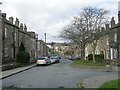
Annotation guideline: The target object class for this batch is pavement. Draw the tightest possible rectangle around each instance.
[0,63,119,88]
[82,73,118,88]
[0,63,36,79]
[82,66,119,88]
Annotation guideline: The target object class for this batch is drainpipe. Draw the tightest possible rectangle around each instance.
[2,13,6,64]
[117,23,120,65]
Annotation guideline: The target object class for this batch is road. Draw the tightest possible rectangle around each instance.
[2,58,118,88]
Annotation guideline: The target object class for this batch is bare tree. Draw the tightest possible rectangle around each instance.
[82,7,109,63]
[60,7,109,62]
[60,14,88,59]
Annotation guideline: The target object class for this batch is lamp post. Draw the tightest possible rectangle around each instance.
[44,33,47,56]
[0,6,2,65]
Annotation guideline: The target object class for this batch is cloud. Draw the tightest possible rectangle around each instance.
[1,0,119,42]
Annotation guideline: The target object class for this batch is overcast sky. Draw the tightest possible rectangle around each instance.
[0,0,119,43]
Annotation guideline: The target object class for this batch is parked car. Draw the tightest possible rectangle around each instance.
[50,56,60,64]
[68,56,81,61]
[74,56,81,60]
[68,56,75,60]
[36,56,51,66]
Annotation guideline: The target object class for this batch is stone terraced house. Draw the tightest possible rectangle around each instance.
[0,12,39,64]
[85,12,120,64]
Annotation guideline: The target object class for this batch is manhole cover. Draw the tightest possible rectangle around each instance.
[28,85,32,87]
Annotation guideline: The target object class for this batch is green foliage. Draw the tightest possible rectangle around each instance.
[73,60,106,69]
[18,42,26,52]
[88,54,93,60]
[16,42,30,64]
[77,80,85,89]
[95,54,104,63]
[99,79,120,90]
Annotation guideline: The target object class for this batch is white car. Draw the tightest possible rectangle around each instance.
[36,56,51,66]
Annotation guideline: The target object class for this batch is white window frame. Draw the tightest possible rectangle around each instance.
[4,47,8,57]
[114,49,118,59]
[114,33,117,42]
[5,28,7,38]
[110,48,113,59]
[14,32,16,41]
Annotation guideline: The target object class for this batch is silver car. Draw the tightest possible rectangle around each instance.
[50,56,60,64]
[36,56,51,66]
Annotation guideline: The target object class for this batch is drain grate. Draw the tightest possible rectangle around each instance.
[58,86,65,88]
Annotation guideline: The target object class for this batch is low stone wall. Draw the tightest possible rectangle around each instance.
[2,63,21,71]
[2,62,35,71]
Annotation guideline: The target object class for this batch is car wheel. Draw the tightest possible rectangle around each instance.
[57,60,59,63]
[46,62,49,66]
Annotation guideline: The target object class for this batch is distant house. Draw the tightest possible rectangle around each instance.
[85,33,109,60]
[37,40,51,57]
[28,31,38,61]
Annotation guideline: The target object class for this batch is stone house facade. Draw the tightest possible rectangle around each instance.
[85,2,120,64]
[1,13,20,64]
[27,31,38,62]
[0,12,39,64]
[85,34,109,60]
[37,40,51,57]
[85,14,120,63]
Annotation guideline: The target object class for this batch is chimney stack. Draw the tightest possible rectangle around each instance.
[0,10,1,15]
[20,23,23,31]
[2,13,6,19]
[9,17,14,24]
[15,18,19,27]
[111,17,115,27]
[0,10,2,19]
[24,24,27,32]
[105,24,109,30]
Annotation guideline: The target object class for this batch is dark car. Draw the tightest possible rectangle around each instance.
[74,56,81,60]
[68,56,81,61]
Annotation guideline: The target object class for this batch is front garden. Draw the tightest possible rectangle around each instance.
[72,60,106,69]
[99,79,120,90]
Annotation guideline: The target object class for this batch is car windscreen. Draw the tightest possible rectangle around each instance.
[50,57,58,59]
[50,57,55,59]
